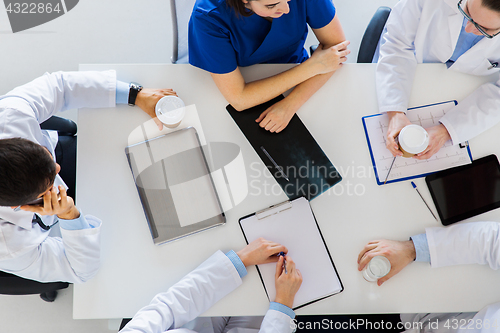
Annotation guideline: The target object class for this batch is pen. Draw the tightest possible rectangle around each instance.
[411,181,438,221]
[260,146,289,181]
[383,156,397,185]
[278,251,287,274]
[12,206,21,212]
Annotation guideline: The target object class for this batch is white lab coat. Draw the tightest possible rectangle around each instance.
[402,222,500,332]
[120,251,293,333]
[0,71,116,283]
[376,0,500,145]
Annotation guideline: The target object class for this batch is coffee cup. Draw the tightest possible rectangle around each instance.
[155,96,186,128]
[398,124,429,158]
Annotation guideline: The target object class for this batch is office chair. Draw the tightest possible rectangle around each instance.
[170,0,197,64]
[309,7,391,63]
[0,115,77,302]
[357,6,392,63]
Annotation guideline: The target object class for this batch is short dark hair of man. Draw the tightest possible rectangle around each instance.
[483,0,500,12]
[0,138,57,206]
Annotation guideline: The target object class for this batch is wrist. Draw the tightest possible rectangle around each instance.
[274,295,294,308]
[57,206,80,220]
[405,240,417,261]
[236,250,250,267]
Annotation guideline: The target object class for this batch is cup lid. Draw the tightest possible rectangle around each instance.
[398,124,429,154]
[155,96,185,125]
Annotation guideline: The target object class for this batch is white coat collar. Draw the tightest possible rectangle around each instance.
[0,206,34,230]
[444,0,460,12]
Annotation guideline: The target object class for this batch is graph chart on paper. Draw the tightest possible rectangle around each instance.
[362,101,472,185]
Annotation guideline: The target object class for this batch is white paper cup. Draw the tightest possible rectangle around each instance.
[155,96,186,128]
[398,124,429,157]
[362,256,391,282]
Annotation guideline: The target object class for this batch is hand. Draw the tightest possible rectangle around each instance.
[255,98,296,133]
[386,112,412,156]
[309,40,350,75]
[236,238,287,267]
[414,124,451,160]
[135,88,178,130]
[357,240,416,286]
[20,185,80,220]
[274,256,302,308]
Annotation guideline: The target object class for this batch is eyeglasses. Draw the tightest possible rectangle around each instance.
[458,0,500,39]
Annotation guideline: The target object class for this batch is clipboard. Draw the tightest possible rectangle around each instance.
[362,100,473,185]
[239,197,343,310]
[227,95,342,200]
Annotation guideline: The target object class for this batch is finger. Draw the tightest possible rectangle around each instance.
[358,251,378,271]
[357,243,378,263]
[51,186,59,208]
[275,256,284,279]
[153,117,164,131]
[264,121,275,131]
[256,109,271,122]
[333,40,350,51]
[377,271,395,286]
[276,124,287,133]
[268,123,279,133]
[43,190,51,210]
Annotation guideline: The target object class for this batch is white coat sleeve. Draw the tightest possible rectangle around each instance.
[120,251,243,333]
[259,309,294,333]
[426,222,500,269]
[3,70,116,123]
[0,215,102,283]
[439,77,500,145]
[376,0,423,113]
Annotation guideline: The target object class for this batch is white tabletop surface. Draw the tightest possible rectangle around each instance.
[75,63,500,319]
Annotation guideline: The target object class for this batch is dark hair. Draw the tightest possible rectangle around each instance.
[226,0,254,17]
[0,138,57,206]
[482,0,500,12]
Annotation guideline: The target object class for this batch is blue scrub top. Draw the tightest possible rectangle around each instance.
[188,0,336,74]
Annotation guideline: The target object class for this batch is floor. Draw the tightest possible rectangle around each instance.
[0,0,398,332]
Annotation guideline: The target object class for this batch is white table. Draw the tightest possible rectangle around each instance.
[75,63,500,319]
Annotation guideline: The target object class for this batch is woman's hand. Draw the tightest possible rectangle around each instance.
[236,238,287,267]
[274,255,302,308]
[255,98,296,133]
[308,40,350,75]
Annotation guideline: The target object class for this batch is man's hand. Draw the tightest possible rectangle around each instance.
[236,238,287,267]
[414,124,451,160]
[21,185,80,220]
[135,88,178,130]
[274,255,302,308]
[357,240,416,286]
[386,112,412,156]
[256,98,296,133]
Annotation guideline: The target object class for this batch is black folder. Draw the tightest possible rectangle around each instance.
[227,95,342,200]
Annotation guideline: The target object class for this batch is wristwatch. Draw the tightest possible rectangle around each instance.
[128,82,143,106]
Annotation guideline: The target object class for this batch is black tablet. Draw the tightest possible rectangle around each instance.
[426,155,500,226]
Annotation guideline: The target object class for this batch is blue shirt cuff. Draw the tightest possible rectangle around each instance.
[411,233,431,263]
[116,80,130,104]
[270,302,295,319]
[59,210,93,230]
[225,250,247,278]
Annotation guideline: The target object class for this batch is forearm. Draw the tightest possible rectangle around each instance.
[439,82,500,144]
[284,71,334,113]
[121,251,242,333]
[219,60,320,111]
[426,222,500,269]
